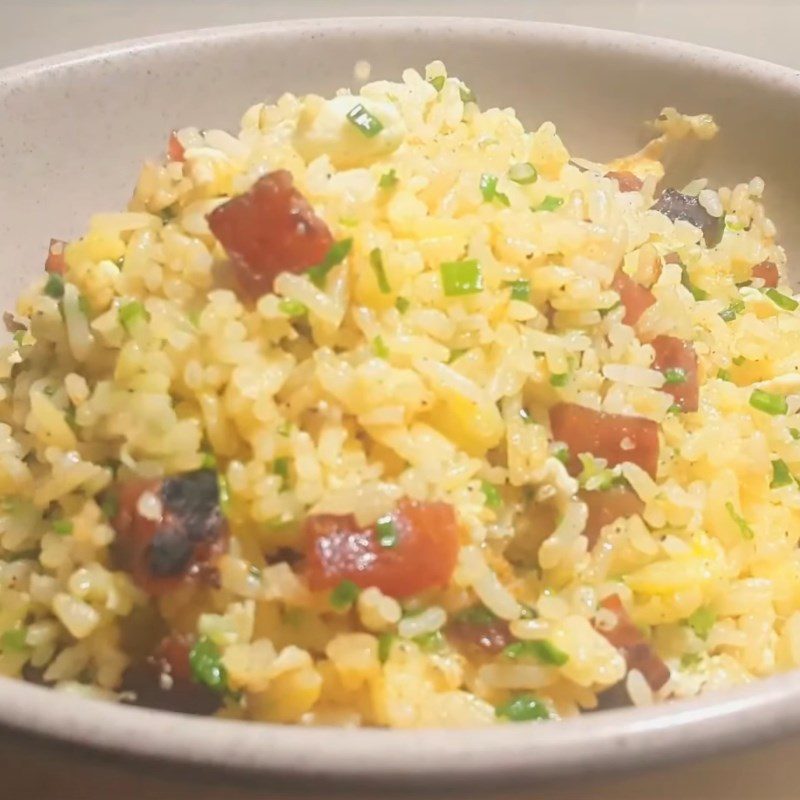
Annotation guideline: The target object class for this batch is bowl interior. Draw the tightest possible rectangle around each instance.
[1,16,800,792]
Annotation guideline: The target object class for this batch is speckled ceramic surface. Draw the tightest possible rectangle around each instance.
[1,17,800,796]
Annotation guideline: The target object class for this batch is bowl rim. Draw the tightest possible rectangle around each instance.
[2,15,800,790]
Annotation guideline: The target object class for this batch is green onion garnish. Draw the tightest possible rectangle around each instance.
[502,639,569,666]
[375,514,398,548]
[52,519,73,536]
[101,494,118,520]
[273,457,290,490]
[44,273,64,299]
[428,75,446,92]
[717,369,732,382]
[330,579,360,610]
[771,459,794,488]
[533,196,563,213]
[481,480,502,510]
[448,348,468,364]
[680,266,709,301]
[508,162,538,185]
[1,627,27,653]
[459,85,476,104]
[479,173,510,207]
[440,259,484,297]
[278,298,307,317]
[667,403,683,415]
[414,630,446,653]
[749,389,788,416]
[372,335,389,359]
[377,632,395,663]
[346,103,384,138]
[118,300,149,333]
[686,606,716,640]
[663,368,687,385]
[719,298,745,322]
[552,444,570,465]
[732,355,746,366]
[453,605,497,625]
[681,652,703,669]
[379,169,398,189]
[395,296,410,314]
[217,473,231,516]
[307,239,353,288]
[792,428,800,441]
[495,693,550,723]
[549,373,569,387]
[277,421,292,437]
[188,635,228,693]
[725,502,754,540]
[369,248,391,294]
[201,451,217,469]
[503,279,531,302]
[12,331,24,347]
[765,288,799,311]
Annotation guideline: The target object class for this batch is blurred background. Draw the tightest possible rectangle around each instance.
[2,0,797,70]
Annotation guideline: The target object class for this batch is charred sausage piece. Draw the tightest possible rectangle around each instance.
[111,469,228,596]
[651,188,724,247]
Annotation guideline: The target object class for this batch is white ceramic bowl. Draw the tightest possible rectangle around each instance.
[2,17,800,796]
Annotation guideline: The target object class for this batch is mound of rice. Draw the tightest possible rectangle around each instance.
[0,61,796,728]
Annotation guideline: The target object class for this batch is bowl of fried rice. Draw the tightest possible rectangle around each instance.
[2,16,800,795]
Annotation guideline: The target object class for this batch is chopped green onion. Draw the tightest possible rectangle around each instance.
[44,273,64,299]
[379,169,398,189]
[78,294,91,317]
[502,640,569,666]
[395,296,410,314]
[749,388,788,416]
[481,480,502,510]
[273,457,290,490]
[719,298,745,322]
[667,404,683,415]
[771,459,794,488]
[440,259,484,297]
[508,162,538,185]
[278,298,307,317]
[453,605,497,625]
[188,635,228,693]
[346,103,384,138]
[428,75,446,92]
[100,494,118,520]
[414,630,446,653]
[330,579,360,610]
[459,85,476,104]
[277,421,292,437]
[307,239,353,288]
[552,444,570,465]
[495,693,550,723]
[1,627,27,652]
[533,196,563,212]
[732,355,746,366]
[680,266,709,301]
[503,279,531,302]
[378,632,395,663]
[479,173,510,206]
[680,652,703,669]
[725,502,754,540]
[375,514,398,548]
[663,368,687,385]
[118,300,149,333]
[217,473,231,516]
[791,428,800,441]
[372,335,389,359]
[448,348,468,364]
[369,248,391,294]
[717,369,732,382]
[12,331,24,347]
[686,606,716,640]
[765,287,799,311]
[599,299,623,318]
[201,451,217,469]
[52,519,73,536]
[549,373,569,387]
[726,219,746,232]
[577,453,622,491]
